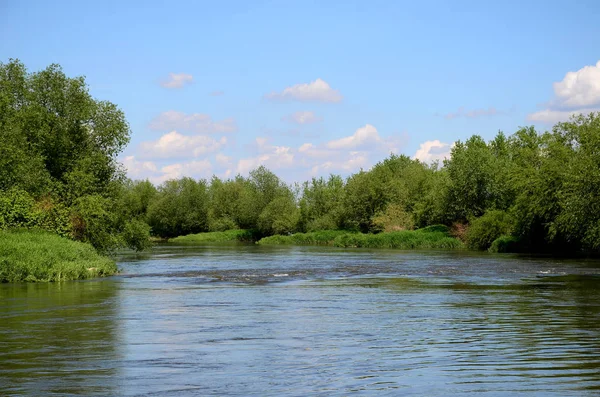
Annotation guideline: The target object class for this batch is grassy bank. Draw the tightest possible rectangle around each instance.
[170,229,260,244]
[257,225,464,250]
[0,229,118,283]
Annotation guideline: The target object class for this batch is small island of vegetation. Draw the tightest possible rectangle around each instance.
[2,59,600,282]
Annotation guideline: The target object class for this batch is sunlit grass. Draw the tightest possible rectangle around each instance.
[170,229,260,243]
[0,229,117,283]
[257,226,464,249]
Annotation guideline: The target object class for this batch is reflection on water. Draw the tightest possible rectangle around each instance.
[0,281,119,396]
[2,245,600,396]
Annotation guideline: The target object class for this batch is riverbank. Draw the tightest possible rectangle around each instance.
[257,226,464,249]
[0,229,118,282]
[170,229,260,244]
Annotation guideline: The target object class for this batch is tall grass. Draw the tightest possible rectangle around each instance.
[257,226,464,250]
[257,230,352,246]
[0,229,117,283]
[170,229,260,244]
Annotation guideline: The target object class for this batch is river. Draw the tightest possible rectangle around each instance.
[1,245,600,396]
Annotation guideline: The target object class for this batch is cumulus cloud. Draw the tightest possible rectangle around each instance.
[326,124,383,150]
[121,156,158,179]
[121,155,214,184]
[265,78,342,103]
[149,110,237,133]
[139,131,227,159]
[413,140,453,163]
[552,61,600,108]
[527,60,600,123]
[234,124,405,179]
[158,159,213,182]
[160,73,193,89]
[444,106,503,119]
[282,111,322,125]
[236,138,295,174]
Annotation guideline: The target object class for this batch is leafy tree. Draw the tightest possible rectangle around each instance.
[147,178,209,238]
[298,175,345,232]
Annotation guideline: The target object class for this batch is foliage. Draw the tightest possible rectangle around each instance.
[5,60,600,256]
[257,230,351,246]
[171,229,259,243]
[257,227,463,250]
[0,229,117,282]
[71,195,121,253]
[121,219,152,251]
[257,194,299,235]
[372,203,414,232]
[0,59,134,252]
[465,210,514,250]
[147,177,209,238]
[489,235,523,253]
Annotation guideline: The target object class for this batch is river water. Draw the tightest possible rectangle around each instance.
[2,245,600,396]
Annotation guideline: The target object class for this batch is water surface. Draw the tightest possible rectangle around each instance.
[2,245,600,396]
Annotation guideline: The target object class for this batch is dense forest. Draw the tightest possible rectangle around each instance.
[2,59,600,255]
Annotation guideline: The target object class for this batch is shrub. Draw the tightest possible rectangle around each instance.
[489,235,523,253]
[466,210,514,250]
[122,219,152,251]
[371,203,414,232]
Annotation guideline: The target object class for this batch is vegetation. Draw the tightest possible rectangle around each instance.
[4,59,600,274]
[0,59,148,254]
[119,112,600,256]
[171,229,259,244]
[0,229,117,283]
[258,226,463,250]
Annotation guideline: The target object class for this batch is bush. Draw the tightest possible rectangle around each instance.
[466,210,514,250]
[71,195,120,253]
[489,235,523,253]
[209,216,238,232]
[122,219,152,251]
[371,203,414,232]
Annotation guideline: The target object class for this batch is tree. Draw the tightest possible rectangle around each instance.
[147,178,209,238]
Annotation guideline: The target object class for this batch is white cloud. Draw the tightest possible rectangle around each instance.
[157,159,213,183]
[527,108,600,124]
[121,156,158,179]
[265,78,342,103]
[234,124,406,179]
[160,73,193,89]
[236,138,295,174]
[282,111,322,125]
[310,152,370,175]
[149,110,237,133]
[215,153,232,167]
[327,124,384,150]
[553,61,600,108]
[413,140,453,163]
[527,61,600,123]
[139,131,227,159]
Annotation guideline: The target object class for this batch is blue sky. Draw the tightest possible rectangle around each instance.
[2,0,600,183]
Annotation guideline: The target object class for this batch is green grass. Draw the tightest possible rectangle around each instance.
[170,229,260,244]
[257,230,352,246]
[0,229,117,283]
[257,226,464,250]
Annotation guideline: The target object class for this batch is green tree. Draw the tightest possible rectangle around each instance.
[147,178,209,238]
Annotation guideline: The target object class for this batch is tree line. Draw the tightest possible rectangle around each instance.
[2,59,600,254]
